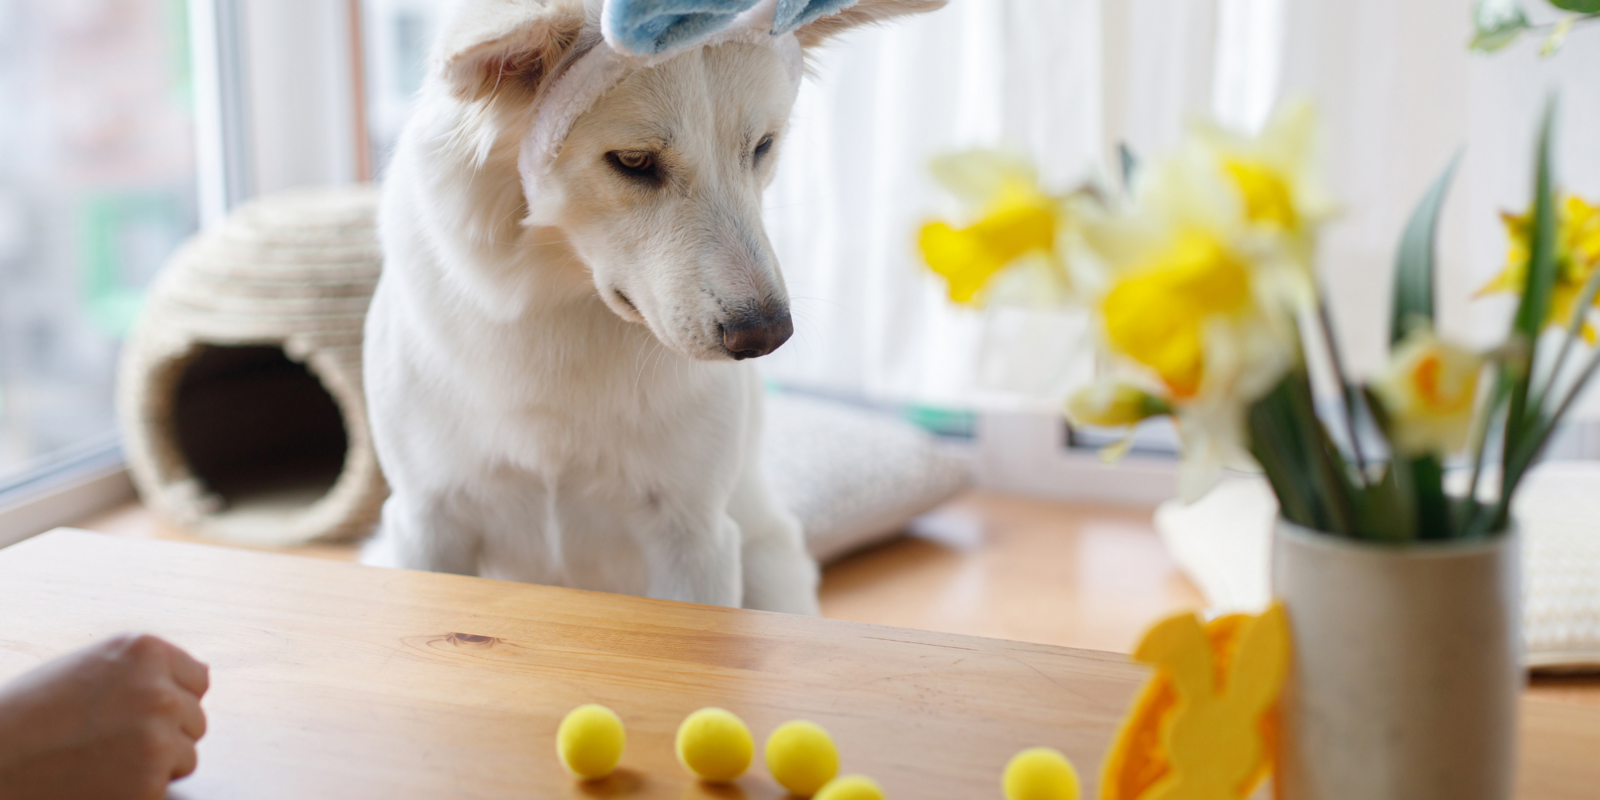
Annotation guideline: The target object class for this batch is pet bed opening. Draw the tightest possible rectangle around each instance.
[172,344,349,523]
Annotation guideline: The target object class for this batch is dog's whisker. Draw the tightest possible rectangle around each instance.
[787,294,848,312]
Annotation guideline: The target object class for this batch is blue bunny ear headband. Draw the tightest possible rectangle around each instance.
[609,0,856,54]
[521,0,857,209]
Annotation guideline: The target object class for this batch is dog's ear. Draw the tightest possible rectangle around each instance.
[434,0,589,102]
[793,0,946,49]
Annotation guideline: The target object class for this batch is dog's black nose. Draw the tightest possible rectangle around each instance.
[722,311,793,360]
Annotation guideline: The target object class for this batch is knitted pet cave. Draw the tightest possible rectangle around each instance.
[118,186,387,546]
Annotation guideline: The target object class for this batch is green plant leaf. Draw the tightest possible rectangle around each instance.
[1400,456,1451,539]
[1297,376,1359,535]
[1355,464,1416,542]
[1390,155,1461,346]
[1501,98,1560,521]
[1549,0,1600,13]
[1248,376,1322,530]
[1471,0,1531,51]
[1359,386,1420,541]
[1118,143,1138,191]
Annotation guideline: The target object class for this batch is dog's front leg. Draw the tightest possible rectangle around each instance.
[729,470,821,616]
[634,513,744,608]
[362,492,482,576]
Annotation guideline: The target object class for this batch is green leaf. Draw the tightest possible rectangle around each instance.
[1289,370,1360,535]
[1355,464,1416,542]
[1471,0,1531,52]
[1359,386,1420,541]
[1502,98,1560,512]
[1390,155,1460,346]
[1550,0,1600,13]
[1400,456,1451,540]
[1118,143,1138,191]
[1247,377,1322,530]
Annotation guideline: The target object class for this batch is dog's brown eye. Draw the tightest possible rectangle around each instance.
[607,151,658,181]
[753,135,775,161]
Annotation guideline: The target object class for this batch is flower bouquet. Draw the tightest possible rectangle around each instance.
[919,100,1592,799]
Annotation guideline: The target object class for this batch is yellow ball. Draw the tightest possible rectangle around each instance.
[765,720,840,797]
[1003,747,1080,800]
[675,707,754,782]
[814,775,886,800]
[556,704,626,779]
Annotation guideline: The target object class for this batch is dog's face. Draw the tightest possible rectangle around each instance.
[433,0,944,360]
[547,44,799,362]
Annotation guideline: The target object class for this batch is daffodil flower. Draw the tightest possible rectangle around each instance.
[918,152,1065,305]
[1478,193,1600,342]
[1099,232,1254,399]
[1190,99,1337,257]
[1373,328,1485,456]
[1066,380,1170,428]
[1075,103,1328,498]
[1083,103,1320,408]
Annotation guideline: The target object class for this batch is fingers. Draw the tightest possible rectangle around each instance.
[167,732,200,781]
[116,633,211,773]
[116,632,209,697]
[173,687,208,741]
[165,645,211,700]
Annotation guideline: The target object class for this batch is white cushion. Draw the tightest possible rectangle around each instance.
[761,392,972,563]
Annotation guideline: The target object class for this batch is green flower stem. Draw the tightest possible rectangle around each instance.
[1532,263,1600,415]
[1464,373,1510,534]
[1502,99,1560,515]
[1316,297,1370,484]
[1498,340,1600,531]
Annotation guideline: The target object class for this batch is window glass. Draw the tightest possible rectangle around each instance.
[0,0,198,485]
[361,0,438,180]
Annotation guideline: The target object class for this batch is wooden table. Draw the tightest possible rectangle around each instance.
[0,530,1595,799]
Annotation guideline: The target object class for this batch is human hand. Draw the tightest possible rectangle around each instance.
[0,633,209,800]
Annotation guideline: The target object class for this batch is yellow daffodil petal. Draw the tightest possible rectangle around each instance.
[1101,233,1252,399]
[1475,263,1524,298]
[1478,194,1600,335]
[919,200,1057,305]
[1223,159,1298,230]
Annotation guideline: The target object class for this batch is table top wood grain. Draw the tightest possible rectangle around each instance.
[1,529,1595,799]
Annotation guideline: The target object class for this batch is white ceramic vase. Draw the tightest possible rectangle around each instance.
[1271,519,1522,800]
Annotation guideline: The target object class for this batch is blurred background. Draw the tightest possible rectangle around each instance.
[4,0,1600,511]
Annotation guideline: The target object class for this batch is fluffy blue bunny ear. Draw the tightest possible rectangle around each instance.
[771,0,859,34]
[607,0,764,55]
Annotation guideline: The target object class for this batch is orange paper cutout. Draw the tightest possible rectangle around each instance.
[1100,604,1289,800]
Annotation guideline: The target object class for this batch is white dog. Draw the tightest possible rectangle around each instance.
[361,0,942,614]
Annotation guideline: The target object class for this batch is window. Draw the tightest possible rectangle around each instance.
[0,0,198,488]
[361,0,438,180]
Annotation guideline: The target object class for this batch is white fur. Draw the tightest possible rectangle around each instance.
[362,0,942,614]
